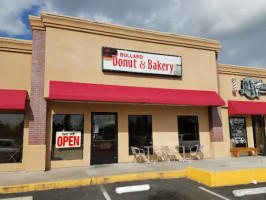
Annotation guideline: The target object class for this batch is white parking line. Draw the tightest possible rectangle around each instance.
[199,187,231,200]
[99,185,112,200]
[115,184,150,194]
[0,197,33,200]
[233,187,266,197]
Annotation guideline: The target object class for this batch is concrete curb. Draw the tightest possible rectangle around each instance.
[2,167,266,194]
[0,170,186,194]
[187,167,266,187]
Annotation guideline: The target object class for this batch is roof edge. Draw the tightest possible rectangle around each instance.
[29,15,45,32]
[218,63,266,77]
[30,12,221,53]
[0,37,32,54]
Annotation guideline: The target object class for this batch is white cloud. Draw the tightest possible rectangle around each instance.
[0,0,41,36]
[1,0,266,68]
[208,1,266,37]
[38,1,59,15]
[35,0,266,38]
[154,0,266,40]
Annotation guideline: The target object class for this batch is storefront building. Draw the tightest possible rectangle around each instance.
[0,12,263,172]
[219,64,266,157]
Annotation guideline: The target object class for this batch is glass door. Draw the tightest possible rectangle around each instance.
[252,115,266,155]
[91,113,118,165]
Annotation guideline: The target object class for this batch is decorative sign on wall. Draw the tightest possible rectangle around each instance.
[56,131,81,148]
[239,77,266,99]
[102,47,182,76]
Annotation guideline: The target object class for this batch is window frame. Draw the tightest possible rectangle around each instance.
[0,112,25,164]
[229,117,248,148]
[128,115,153,155]
[51,114,84,161]
[177,115,200,147]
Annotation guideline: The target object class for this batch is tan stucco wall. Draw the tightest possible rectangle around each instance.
[219,64,266,104]
[44,27,219,98]
[26,145,46,171]
[0,38,32,95]
[221,107,231,157]
[46,101,212,169]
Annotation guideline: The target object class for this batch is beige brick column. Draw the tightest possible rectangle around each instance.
[209,106,223,142]
[27,29,47,171]
[209,53,225,158]
[209,53,224,142]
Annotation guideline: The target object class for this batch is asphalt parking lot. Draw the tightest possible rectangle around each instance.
[1,178,266,200]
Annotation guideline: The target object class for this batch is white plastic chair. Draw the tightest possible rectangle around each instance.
[153,146,166,162]
[189,144,204,160]
[164,146,183,161]
[131,146,146,163]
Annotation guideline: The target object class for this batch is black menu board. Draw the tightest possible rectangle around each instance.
[229,117,247,147]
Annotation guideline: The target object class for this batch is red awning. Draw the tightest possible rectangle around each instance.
[0,89,27,110]
[49,81,225,106]
[228,100,266,115]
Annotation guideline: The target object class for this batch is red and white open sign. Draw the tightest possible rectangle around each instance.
[56,131,81,148]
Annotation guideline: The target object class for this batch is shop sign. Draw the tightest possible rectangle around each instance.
[56,131,81,148]
[239,77,266,99]
[102,47,182,76]
[229,117,247,147]
[232,136,246,145]
[93,125,99,133]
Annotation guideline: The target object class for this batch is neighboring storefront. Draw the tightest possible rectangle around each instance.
[219,64,266,157]
[0,12,264,172]
[0,37,31,171]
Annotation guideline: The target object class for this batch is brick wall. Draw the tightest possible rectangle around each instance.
[208,53,224,142]
[29,30,47,145]
[209,106,223,142]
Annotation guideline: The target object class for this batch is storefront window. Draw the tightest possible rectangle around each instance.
[0,114,24,163]
[178,116,199,148]
[229,117,247,148]
[128,115,152,154]
[52,114,84,160]
[252,115,266,155]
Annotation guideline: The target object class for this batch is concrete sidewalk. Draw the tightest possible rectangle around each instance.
[1,156,266,193]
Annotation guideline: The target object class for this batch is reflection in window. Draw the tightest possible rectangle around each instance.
[178,116,199,148]
[0,114,24,163]
[91,114,117,164]
[92,114,116,141]
[52,114,84,160]
[229,117,247,148]
[128,115,152,154]
[252,115,265,155]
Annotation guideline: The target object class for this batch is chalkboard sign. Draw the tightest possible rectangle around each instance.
[229,117,247,147]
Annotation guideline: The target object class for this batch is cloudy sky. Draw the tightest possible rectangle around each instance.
[1,0,266,68]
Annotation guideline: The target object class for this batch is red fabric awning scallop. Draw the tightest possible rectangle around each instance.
[0,89,27,110]
[49,81,225,106]
[228,100,266,115]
